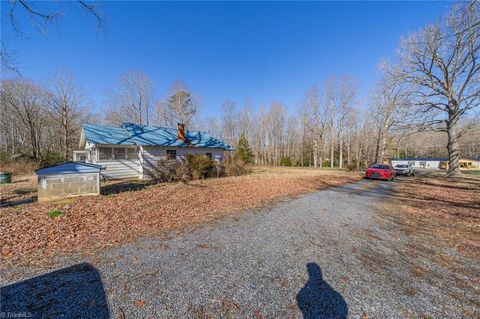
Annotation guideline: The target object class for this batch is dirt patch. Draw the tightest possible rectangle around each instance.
[0,169,361,267]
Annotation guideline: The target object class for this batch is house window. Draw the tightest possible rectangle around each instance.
[126,148,137,160]
[99,147,113,160]
[166,150,176,160]
[113,148,126,160]
[74,151,88,162]
[206,152,212,160]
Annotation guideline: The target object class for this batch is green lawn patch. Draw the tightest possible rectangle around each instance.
[47,209,65,218]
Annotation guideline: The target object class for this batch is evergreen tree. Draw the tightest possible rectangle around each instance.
[236,133,254,164]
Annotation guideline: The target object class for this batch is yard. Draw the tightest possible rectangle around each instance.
[2,169,479,318]
[0,167,361,268]
[382,174,480,258]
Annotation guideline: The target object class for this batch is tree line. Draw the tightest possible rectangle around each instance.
[1,1,479,175]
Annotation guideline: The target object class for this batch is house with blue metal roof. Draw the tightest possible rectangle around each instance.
[75,123,232,179]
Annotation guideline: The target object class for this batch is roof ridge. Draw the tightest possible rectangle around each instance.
[119,123,139,146]
[121,122,210,134]
[35,161,104,172]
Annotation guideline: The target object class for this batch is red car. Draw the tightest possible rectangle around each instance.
[365,164,396,181]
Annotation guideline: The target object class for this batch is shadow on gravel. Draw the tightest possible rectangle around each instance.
[0,263,110,319]
[330,179,480,210]
[296,263,348,319]
[329,180,396,200]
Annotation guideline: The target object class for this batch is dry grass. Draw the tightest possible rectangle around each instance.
[383,175,480,258]
[0,167,361,267]
[1,159,40,176]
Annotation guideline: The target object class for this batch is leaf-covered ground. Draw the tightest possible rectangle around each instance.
[0,168,361,267]
[382,175,480,258]
[0,177,37,207]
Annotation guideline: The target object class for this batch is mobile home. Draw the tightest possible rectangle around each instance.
[391,157,480,170]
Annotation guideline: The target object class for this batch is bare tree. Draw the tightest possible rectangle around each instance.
[155,81,199,128]
[106,70,154,126]
[266,102,286,165]
[220,100,237,146]
[301,85,327,167]
[337,77,358,168]
[396,0,480,176]
[324,77,337,168]
[371,68,409,164]
[285,116,301,161]
[1,79,47,158]
[47,71,85,159]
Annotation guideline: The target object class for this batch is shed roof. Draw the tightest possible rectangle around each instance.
[36,162,104,175]
[82,123,232,150]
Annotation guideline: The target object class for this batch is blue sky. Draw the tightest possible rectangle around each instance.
[1,1,450,118]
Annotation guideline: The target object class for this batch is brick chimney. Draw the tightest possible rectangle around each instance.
[177,123,188,143]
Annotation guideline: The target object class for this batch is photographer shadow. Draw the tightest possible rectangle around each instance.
[1,263,109,319]
[296,263,348,319]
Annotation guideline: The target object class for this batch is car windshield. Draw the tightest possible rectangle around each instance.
[371,165,390,169]
[396,164,409,168]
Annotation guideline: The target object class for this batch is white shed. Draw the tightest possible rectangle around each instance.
[35,162,104,202]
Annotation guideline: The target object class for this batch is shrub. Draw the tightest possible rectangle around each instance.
[175,160,192,183]
[145,159,183,183]
[41,151,66,167]
[347,161,359,171]
[279,157,293,166]
[0,151,8,162]
[225,155,251,176]
[299,157,312,167]
[147,153,248,183]
[236,134,254,164]
[185,154,214,179]
[213,162,226,177]
[146,154,216,183]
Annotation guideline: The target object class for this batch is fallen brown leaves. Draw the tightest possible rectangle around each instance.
[0,169,360,267]
[384,175,480,258]
[133,299,146,307]
[0,175,37,207]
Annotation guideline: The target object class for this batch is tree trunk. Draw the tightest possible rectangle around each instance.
[374,129,381,164]
[338,130,343,168]
[346,133,351,167]
[330,133,334,168]
[379,133,387,164]
[63,107,69,160]
[446,120,462,177]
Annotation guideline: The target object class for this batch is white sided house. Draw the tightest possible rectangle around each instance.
[74,123,232,180]
[390,157,446,170]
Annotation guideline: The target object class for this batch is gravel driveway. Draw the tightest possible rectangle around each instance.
[1,179,479,318]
